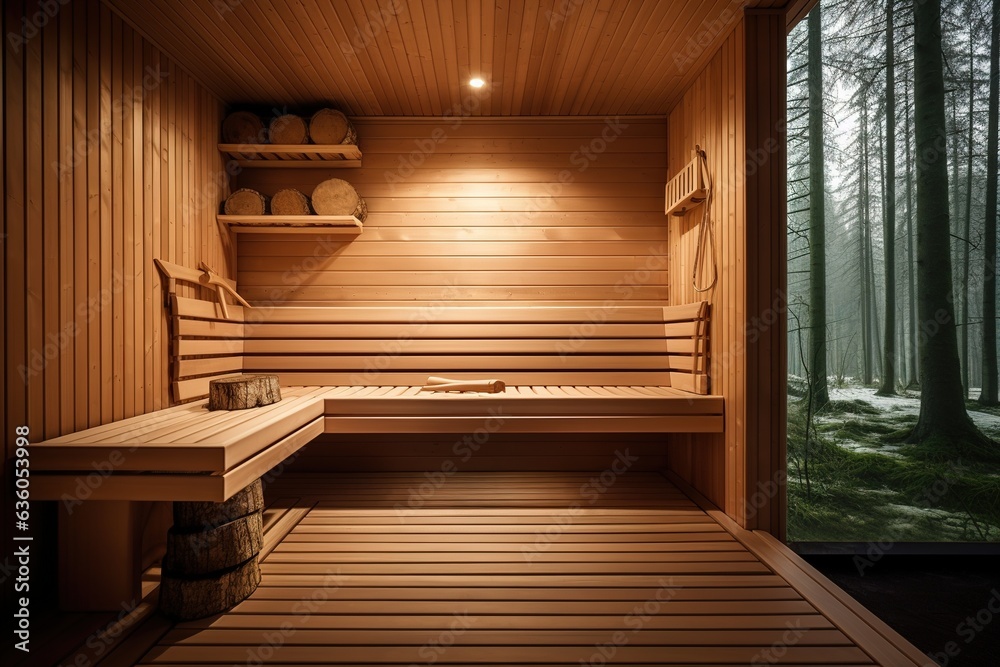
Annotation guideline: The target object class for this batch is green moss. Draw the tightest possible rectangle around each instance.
[787,399,1000,542]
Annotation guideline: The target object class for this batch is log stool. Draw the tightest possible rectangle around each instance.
[160,479,265,620]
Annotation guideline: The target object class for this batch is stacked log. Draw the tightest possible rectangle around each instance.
[268,114,309,144]
[309,108,357,145]
[223,188,269,215]
[312,178,368,221]
[160,480,264,620]
[222,111,266,144]
[270,188,312,216]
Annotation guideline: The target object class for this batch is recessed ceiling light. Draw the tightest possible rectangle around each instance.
[469,77,485,88]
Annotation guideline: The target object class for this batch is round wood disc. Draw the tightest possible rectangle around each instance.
[222,111,265,144]
[173,479,264,530]
[311,178,367,220]
[268,114,309,144]
[309,108,356,144]
[223,188,269,215]
[271,188,312,215]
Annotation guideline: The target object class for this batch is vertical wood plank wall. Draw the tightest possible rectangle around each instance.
[665,13,787,535]
[2,0,231,463]
[235,118,668,307]
[3,0,231,610]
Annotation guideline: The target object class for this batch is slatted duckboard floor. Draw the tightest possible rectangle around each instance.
[133,472,924,666]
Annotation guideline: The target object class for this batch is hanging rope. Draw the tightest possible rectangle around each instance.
[691,145,717,293]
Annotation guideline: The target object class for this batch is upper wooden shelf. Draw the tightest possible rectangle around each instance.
[218,143,362,168]
[217,215,363,235]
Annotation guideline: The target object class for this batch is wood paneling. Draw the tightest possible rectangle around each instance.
[102,0,785,116]
[665,12,787,536]
[236,118,667,307]
[1,3,233,605]
[2,0,232,454]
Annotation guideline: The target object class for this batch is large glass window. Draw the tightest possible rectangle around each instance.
[786,0,1000,542]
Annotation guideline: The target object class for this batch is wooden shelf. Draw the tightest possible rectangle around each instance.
[218,143,362,168]
[217,215,363,235]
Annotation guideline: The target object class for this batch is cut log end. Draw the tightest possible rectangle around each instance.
[208,375,281,411]
[309,108,357,145]
[222,111,265,144]
[268,114,309,144]
[223,188,269,216]
[270,188,312,216]
[311,178,368,221]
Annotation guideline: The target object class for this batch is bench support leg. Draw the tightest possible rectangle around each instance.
[59,501,141,611]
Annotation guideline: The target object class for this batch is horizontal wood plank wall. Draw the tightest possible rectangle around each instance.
[235,118,667,307]
[665,14,787,536]
[1,3,233,598]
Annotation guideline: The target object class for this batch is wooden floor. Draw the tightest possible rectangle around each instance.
[126,472,924,666]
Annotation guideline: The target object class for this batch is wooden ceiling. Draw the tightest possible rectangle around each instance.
[107,0,789,116]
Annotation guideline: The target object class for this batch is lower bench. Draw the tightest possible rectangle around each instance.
[33,385,723,502]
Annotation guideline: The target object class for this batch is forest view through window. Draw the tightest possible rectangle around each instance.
[786,0,1000,542]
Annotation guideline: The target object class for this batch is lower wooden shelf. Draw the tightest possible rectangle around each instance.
[217,215,363,235]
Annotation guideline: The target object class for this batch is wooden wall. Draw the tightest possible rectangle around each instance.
[664,11,787,536]
[235,118,667,307]
[2,0,232,452]
[2,0,232,608]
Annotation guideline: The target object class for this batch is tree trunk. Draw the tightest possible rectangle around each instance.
[808,7,830,409]
[910,0,988,446]
[860,107,874,385]
[961,39,975,399]
[905,82,920,389]
[981,0,999,406]
[878,1,897,396]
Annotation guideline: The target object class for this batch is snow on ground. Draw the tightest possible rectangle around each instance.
[826,385,1000,432]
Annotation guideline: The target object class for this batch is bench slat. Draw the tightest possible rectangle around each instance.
[243,338,686,355]
[243,355,693,372]
[246,306,676,324]
[272,371,675,386]
[244,323,676,339]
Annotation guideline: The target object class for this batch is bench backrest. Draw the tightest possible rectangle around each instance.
[162,257,710,402]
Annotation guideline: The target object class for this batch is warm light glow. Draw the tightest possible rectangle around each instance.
[469,77,485,88]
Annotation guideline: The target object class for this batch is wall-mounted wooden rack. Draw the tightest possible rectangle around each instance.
[217,215,363,235]
[218,143,362,168]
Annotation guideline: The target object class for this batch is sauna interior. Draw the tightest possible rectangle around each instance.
[2,0,937,665]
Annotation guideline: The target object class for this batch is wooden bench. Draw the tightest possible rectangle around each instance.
[34,294,722,500]
[33,261,722,609]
